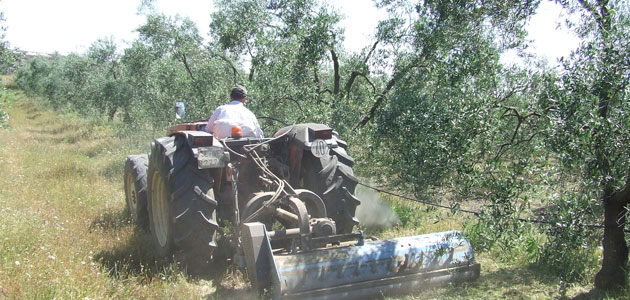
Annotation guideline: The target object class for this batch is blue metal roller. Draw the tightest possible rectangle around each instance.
[242,224,480,300]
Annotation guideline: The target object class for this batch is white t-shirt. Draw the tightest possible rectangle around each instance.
[206,100,264,139]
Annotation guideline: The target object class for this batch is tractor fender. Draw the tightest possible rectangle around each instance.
[153,131,225,196]
[276,123,345,186]
[275,123,339,150]
[167,130,215,153]
[157,131,223,169]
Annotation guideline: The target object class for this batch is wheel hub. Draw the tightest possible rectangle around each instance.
[125,173,138,218]
[151,171,169,248]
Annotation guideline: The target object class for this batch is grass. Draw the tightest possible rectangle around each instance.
[0,88,627,299]
[0,75,17,90]
[0,90,244,299]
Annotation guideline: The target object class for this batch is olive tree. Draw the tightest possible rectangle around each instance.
[133,13,236,124]
[549,0,630,289]
[82,38,127,120]
[0,6,15,74]
[209,0,347,126]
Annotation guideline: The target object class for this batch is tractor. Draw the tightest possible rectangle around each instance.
[124,120,480,299]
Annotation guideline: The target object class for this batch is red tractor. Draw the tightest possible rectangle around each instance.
[124,121,479,299]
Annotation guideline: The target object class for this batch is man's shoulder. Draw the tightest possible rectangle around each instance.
[242,106,257,117]
[214,103,233,112]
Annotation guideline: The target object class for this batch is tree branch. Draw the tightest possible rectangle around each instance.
[494,104,546,160]
[345,71,377,96]
[210,51,239,83]
[363,40,379,65]
[246,41,255,82]
[181,53,195,81]
[577,0,609,33]
[180,53,207,103]
[330,49,340,95]
[355,58,423,128]
[611,169,630,207]
[314,69,322,94]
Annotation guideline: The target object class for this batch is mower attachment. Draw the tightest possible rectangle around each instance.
[242,223,480,300]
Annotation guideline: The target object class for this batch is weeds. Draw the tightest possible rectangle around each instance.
[0,87,14,128]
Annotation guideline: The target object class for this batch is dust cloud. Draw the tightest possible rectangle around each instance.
[355,183,400,229]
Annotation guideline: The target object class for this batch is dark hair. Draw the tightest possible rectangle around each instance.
[230,84,247,100]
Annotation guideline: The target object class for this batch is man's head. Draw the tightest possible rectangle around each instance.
[230,84,248,102]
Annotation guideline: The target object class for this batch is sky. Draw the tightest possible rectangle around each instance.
[0,0,579,65]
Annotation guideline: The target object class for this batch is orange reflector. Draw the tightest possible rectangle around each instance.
[231,125,243,138]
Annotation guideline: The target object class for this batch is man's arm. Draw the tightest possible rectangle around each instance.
[253,118,264,138]
[206,108,220,133]
[244,109,264,138]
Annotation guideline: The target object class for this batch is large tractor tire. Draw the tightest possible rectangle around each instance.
[147,136,218,274]
[124,154,149,230]
[301,137,360,234]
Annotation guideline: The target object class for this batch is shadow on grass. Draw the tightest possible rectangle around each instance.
[93,227,173,281]
[92,209,260,299]
[24,127,86,145]
[409,263,567,299]
[26,112,41,120]
[425,262,628,300]
[571,288,629,300]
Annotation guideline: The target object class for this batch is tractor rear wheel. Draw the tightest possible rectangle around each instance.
[301,142,360,234]
[124,154,149,230]
[147,136,218,273]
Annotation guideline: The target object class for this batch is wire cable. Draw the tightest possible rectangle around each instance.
[356,181,629,232]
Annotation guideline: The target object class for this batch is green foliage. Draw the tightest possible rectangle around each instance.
[0,88,12,128]
[16,57,52,97]
[13,0,629,288]
[537,192,600,282]
[546,1,630,288]
[465,219,543,265]
[0,9,16,74]
[15,13,235,128]
[210,0,345,127]
[366,0,546,195]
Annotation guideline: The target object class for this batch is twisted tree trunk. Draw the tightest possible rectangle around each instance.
[595,183,630,289]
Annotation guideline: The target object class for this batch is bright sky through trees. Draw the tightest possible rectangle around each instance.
[0,0,578,64]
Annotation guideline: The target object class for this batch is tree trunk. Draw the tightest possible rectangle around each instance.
[330,49,340,96]
[594,191,629,289]
[107,106,117,122]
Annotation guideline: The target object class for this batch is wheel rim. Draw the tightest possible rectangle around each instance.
[151,170,169,248]
[125,173,138,220]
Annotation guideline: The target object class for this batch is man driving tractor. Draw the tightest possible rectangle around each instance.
[206,84,264,139]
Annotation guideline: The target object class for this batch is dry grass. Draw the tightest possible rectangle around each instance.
[1,75,17,89]
[0,90,252,299]
[0,89,625,299]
